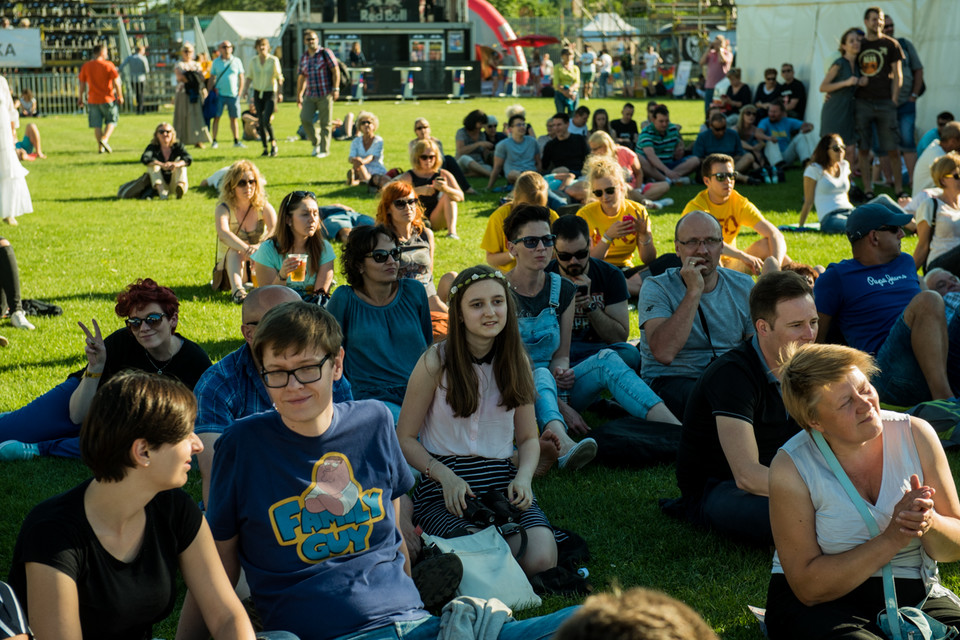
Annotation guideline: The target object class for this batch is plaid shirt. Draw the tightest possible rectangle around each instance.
[299,48,337,97]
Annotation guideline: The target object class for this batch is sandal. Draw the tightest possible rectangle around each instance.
[232,289,247,305]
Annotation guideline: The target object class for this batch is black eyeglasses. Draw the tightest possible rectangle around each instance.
[556,248,590,261]
[676,237,722,248]
[831,145,846,152]
[592,186,618,197]
[710,171,738,181]
[513,234,556,249]
[261,354,330,388]
[126,312,167,330]
[419,154,437,160]
[876,225,901,234]
[765,76,776,81]
[393,197,418,208]
[711,126,727,132]
[367,248,401,263]
[236,178,256,187]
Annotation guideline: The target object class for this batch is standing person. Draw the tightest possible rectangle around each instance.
[140,122,191,200]
[347,40,366,67]
[579,44,596,99]
[173,43,212,148]
[244,37,283,158]
[208,41,246,149]
[597,48,612,98]
[819,27,861,166]
[642,45,662,97]
[77,43,123,154]
[0,74,31,226]
[554,49,580,115]
[855,6,904,199]
[119,45,149,115]
[883,17,923,187]
[297,29,340,159]
[699,35,732,118]
[540,52,554,91]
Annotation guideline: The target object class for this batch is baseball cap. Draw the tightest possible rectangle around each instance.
[845,202,913,242]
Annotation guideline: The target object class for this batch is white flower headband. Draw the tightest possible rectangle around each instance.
[447,270,506,302]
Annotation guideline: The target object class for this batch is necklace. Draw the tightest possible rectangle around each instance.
[143,337,183,375]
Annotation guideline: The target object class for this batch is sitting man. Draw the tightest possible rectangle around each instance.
[757,101,815,168]
[319,204,374,243]
[568,105,590,137]
[778,63,806,119]
[177,301,575,640]
[670,271,814,546]
[691,113,757,183]
[636,104,698,184]
[542,112,590,176]
[610,102,639,147]
[917,111,955,156]
[12,120,45,161]
[487,113,541,191]
[815,202,953,406]
[546,215,639,371]
[682,153,787,275]
[639,211,754,418]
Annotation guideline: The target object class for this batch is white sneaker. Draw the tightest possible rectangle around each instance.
[311,146,321,157]
[316,152,329,159]
[211,141,219,149]
[233,141,247,149]
[654,198,674,209]
[10,310,35,330]
[675,176,691,185]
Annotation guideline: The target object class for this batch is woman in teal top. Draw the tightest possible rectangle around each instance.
[252,190,335,302]
[327,224,432,422]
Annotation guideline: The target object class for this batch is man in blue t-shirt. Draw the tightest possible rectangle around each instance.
[208,41,246,149]
[814,203,953,406]
[692,112,761,183]
[178,302,575,640]
[487,113,541,190]
[757,101,815,168]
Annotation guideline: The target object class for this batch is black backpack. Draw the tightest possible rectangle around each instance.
[322,49,352,94]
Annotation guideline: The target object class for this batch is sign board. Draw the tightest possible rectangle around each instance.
[672,60,692,98]
[0,29,43,68]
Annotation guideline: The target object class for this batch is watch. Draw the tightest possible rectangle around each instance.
[585,300,599,312]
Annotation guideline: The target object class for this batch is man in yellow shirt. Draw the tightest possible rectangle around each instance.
[681,153,787,274]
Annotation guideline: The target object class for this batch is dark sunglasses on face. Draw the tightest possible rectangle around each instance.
[158,129,172,134]
[367,248,401,263]
[766,76,776,81]
[514,234,556,249]
[236,178,256,187]
[393,197,418,208]
[261,354,331,388]
[358,120,373,126]
[126,312,167,330]
[710,171,738,181]
[945,173,960,180]
[556,249,590,261]
[419,154,436,160]
[592,186,618,197]
[831,144,846,152]
[415,125,429,130]
[876,225,901,233]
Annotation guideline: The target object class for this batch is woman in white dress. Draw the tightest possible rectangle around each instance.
[0,75,32,226]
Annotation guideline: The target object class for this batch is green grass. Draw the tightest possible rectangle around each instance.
[1,95,924,638]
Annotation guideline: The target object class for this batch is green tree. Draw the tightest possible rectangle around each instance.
[170,0,285,14]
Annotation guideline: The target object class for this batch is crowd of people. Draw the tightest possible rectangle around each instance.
[3,5,960,639]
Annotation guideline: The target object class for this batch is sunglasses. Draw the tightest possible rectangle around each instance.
[126,312,167,330]
[876,225,901,233]
[831,144,846,152]
[592,186,618,197]
[556,249,590,261]
[236,178,256,187]
[513,234,556,249]
[157,129,173,134]
[415,125,429,130]
[765,76,776,80]
[710,171,738,181]
[367,248,401,263]
[358,120,373,126]
[393,197,418,208]
[419,154,437,160]
[261,354,330,388]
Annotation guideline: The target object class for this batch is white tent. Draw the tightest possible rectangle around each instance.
[578,13,640,43]
[736,0,957,139]
[203,11,286,67]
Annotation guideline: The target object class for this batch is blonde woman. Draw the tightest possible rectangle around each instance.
[914,152,960,274]
[213,161,277,303]
[173,43,212,147]
[586,130,670,206]
[395,138,463,239]
[243,37,283,157]
[481,171,558,272]
[347,110,389,190]
[140,122,191,200]
[408,117,475,194]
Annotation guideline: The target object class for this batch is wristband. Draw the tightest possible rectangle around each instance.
[600,234,612,244]
[424,458,435,479]
[84,369,103,379]
[639,236,653,246]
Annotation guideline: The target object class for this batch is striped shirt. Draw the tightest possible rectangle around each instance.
[637,122,683,161]
[298,48,337,97]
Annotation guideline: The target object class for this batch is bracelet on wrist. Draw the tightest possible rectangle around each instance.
[84,369,103,379]
[600,234,612,244]
[639,236,653,246]
[424,458,436,480]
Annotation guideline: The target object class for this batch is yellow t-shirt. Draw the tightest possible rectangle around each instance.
[681,189,763,247]
[481,203,559,272]
[577,199,650,268]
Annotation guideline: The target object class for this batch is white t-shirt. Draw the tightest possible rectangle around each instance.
[580,51,596,73]
[803,160,852,216]
[599,52,612,74]
[917,196,960,265]
[644,52,660,72]
[913,142,945,197]
[540,59,554,84]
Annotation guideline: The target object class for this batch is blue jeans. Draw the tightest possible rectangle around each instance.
[699,479,772,547]
[333,607,577,640]
[570,340,640,372]
[569,349,661,417]
[898,100,917,150]
[554,91,577,115]
[0,377,83,458]
[873,315,931,407]
[533,367,566,430]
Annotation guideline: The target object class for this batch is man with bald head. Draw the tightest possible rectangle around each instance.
[194,286,353,503]
[638,211,754,416]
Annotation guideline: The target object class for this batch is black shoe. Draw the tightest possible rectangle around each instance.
[261,149,269,156]
[412,548,463,613]
[746,176,762,186]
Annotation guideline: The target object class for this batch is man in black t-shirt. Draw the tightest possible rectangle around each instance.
[778,63,807,119]
[610,103,640,147]
[669,271,817,547]
[546,215,638,371]
[542,112,590,176]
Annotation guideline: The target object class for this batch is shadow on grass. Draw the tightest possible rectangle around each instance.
[196,337,245,361]
[46,195,118,203]
[0,355,83,374]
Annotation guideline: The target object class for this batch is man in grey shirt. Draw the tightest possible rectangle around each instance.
[486,113,541,190]
[638,210,754,417]
[120,45,149,115]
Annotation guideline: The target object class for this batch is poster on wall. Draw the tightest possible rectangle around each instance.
[410,33,444,62]
[0,29,42,68]
[448,31,464,54]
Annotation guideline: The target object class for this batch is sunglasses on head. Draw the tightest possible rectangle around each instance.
[285,190,316,208]
[556,248,589,261]
[514,234,556,249]
[367,248,401,263]
[393,197,418,208]
[126,312,167,330]
[710,171,738,181]
[592,186,618,197]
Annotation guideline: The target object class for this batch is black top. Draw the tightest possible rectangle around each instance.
[676,339,800,500]
[545,257,628,345]
[779,79,807,117]
[409,170,441,213]
[542,134,590,175]
[610,119,639,145]
[140,142,193,182]
[513,274,576,320]
[725,83,753,113]
[67,328,212,391]
[9,481,203,640]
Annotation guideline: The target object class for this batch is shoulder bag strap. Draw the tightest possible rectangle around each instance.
[811,430,903,640]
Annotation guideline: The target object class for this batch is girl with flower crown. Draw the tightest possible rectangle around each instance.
[397,265,560,577]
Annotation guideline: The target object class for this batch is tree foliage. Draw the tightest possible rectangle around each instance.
[169,0,286,14]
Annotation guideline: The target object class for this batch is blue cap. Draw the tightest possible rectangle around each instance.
[845,202,913,242]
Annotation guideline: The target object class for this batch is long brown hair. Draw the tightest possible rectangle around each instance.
[274,190,326,280]
[443,265,535,417]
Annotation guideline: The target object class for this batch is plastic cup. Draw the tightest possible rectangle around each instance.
[288,254,308,282]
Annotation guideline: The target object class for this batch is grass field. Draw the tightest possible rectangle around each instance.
[0,94,932,638]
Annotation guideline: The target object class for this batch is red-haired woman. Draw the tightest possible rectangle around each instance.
[0,278,211,461]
